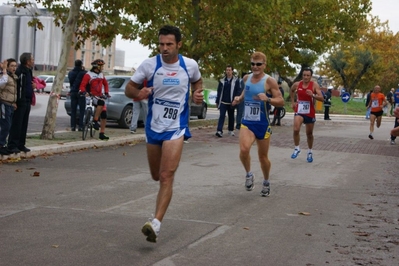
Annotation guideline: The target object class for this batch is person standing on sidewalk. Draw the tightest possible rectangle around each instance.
[7,53,36,154]
[68,59,86,131]
[235,73,246,130]
[0,59,18,156]
[125,25,203,243]
[79,59,110,140]
[386,88,394,117]
[232,52,284,197]
[389,88,399,144]
[130,79,148,134]
[215,65,241,137]
[289,67,324,163]
[271,80,285,126]
[365,89,372,119]
[367,85,387,140]
[323,86,333,120]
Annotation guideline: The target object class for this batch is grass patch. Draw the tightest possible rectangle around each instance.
[283,96,367,116]
[203,77,218,90]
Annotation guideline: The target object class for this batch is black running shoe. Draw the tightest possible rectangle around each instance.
[99,133,109,140]
[93,121,100,130]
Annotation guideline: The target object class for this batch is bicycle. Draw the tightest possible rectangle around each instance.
[269,105,286,119]
[82,96,96,140]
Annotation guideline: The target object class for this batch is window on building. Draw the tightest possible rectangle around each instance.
[108,55,111,68]
[81,51,85,65]
[92,52,95,62]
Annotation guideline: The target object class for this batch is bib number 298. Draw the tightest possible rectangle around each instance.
[163,107,178,120]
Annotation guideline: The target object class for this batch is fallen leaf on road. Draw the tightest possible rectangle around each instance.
[298,212,311,216]
[52,245,59,248]
[31,171,40,177]
[243,227,250,230]
[353,232,369,236]
[15,169,23,172]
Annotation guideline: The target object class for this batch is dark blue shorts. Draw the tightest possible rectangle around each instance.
[294,113,316,124]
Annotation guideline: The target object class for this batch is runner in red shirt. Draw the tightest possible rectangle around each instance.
[289,67,324,163]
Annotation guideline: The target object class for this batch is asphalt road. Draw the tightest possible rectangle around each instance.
[1,110,398,265]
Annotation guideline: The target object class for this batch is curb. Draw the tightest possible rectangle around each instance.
[1,134,146,161]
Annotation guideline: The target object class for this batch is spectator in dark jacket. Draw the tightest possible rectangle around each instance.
[7,52,35,154]
[235,72,246,130]
[68,60,87,131]
[271,80,285,125]
[323,86,332,120]
[215,65,241,137]
[365,89,372,119]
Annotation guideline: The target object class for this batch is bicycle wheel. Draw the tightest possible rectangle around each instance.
[90,121,96,137]
[279,107,286,119]
[82,108,91,140]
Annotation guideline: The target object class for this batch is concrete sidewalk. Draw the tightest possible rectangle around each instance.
[1,113,396,161]
[1,128,146,161]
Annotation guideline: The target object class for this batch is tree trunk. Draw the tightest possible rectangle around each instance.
[40,0,82,140]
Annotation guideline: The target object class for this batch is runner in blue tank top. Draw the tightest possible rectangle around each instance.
[125,25,203,243]
[232,52,284,197]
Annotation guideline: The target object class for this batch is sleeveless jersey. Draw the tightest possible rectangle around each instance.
[370,92,385,112]
[295,81,316,118]
[242,73,271,126]
[132,54,201,135]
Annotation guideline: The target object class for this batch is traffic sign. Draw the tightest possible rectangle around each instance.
[341,92,350,103]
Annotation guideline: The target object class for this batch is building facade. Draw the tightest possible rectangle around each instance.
[0,3,116,72]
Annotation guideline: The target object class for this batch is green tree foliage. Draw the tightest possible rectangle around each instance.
[321,16,399,96]
[11,0,372,138]
[133,0,371,79]
[16,0,371,79]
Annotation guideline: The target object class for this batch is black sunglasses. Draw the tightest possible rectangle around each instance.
[251,62,264,67]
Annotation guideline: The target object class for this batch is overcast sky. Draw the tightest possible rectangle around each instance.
[1,0,397,68]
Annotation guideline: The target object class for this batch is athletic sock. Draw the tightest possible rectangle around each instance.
[263,180,270,186]
[295,146,300,150]
[308,149,312,154]
[246,172,253,177]
[153,218,161,228]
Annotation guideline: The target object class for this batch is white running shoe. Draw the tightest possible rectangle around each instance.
[141,218,160,243]
[245,174,255,191]
[260,183,270,197]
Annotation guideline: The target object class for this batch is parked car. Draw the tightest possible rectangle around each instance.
[37,74,70,98]
[65,75,207,128]
[61,76,70,98]
[190,100,207,119]
[37,75,54,93]
[64,76,145,128]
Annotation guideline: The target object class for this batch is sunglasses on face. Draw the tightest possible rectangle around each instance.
[251,62,264,67]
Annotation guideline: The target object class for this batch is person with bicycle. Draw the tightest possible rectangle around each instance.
[79,59,110,140]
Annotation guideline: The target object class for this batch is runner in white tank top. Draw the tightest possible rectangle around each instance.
[125,25,203,243]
